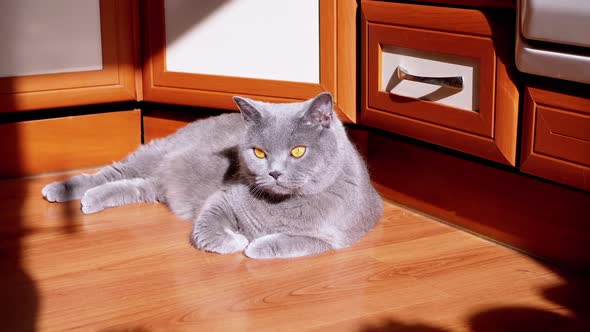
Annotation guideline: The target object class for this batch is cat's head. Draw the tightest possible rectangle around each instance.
[234,92,346,197]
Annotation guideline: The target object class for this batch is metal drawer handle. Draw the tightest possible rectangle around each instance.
[396,66,463,90]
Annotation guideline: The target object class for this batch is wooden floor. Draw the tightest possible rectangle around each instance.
[0,173,588,332]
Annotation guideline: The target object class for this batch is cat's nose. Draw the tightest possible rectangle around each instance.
[268,171,282,180]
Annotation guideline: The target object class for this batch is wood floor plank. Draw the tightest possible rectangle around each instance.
[0,173,588,332]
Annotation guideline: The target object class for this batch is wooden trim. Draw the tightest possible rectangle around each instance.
[361,1,495,37]
[361,11,370,130]
[395,0,516,8]
[535,106,590,167]
[490,12,519,166]
[362,109,510,163]
[526,85,590,112]
[0,0,138,112]
[520,152,590,192]
[367,23,495,137]
[337,0,358,123]
[142,0,356,123]
[368,131,590,269]
[520,87,536,170]
[0,110,141,178]
[154,73,326,100]
[143,113,193,143]
[319,0,337,102]
[132,0,144,102]
[142,109,216,143]
[115,0,140,102]
[521,87,590,191]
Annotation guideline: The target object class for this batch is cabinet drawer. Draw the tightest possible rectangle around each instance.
[0,110,141,178]
[521,87,590,191]
[381,45,480,113]
[368,24,495,137]
[361,1,519,165]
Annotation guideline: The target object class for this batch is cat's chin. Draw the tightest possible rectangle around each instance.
[263,183,297,197]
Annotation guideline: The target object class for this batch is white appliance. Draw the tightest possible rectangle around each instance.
[515,0,590,84]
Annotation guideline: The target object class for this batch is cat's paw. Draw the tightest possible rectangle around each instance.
[80,189,105,214]
[42,181,75,202]
[192,228,249,254]
[244,234,283,259]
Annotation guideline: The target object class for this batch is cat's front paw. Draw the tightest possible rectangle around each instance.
[80,188,105,214]
[42,181,76,202]
[192,228,249,255]
[244,234,283,259]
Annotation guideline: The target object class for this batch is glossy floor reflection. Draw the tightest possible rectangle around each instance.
[0,172,587,331]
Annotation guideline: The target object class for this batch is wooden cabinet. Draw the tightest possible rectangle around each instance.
[0,0,139,112]
[361,1,519,165]
[521,86,590,191]
[142,0,357,122]
[0,0,141,177]
[0,110,141,178]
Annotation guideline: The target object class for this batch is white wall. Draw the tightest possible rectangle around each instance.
[165,0,320,83]
[0,0,103,78]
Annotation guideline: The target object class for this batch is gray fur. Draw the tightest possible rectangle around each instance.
[42,93,383,259]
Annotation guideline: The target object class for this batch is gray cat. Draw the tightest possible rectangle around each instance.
[42,92,383,259]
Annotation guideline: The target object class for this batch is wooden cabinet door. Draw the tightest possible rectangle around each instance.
[0,0,139,112]
[142,0,357,122]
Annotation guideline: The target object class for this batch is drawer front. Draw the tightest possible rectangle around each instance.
[367,24,495,137]
[521,87,590,191]
[381,45,480,112]
[535,106,590,167]
[0,110,141,178]
[362,1,519,166]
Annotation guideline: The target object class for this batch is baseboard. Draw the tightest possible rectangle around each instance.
[367,130,590,270]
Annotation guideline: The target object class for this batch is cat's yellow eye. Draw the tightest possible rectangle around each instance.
[253,147,267,159]
[290,146,306,158]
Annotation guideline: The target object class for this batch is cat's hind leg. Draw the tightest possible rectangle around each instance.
[43,143,166,203]
[244,234,332,259]
[80,178,161,214]
[42,165,130,203]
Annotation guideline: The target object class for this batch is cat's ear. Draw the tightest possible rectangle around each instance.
[302,92,334,129]
[233,96,262,123]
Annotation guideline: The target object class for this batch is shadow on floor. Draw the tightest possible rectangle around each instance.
[468,269,590,332]
[0,87,39,332]
[361,266,590,332]
[361,319,451,332]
